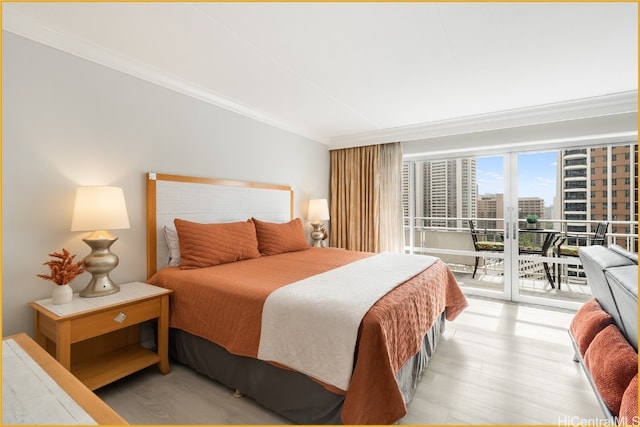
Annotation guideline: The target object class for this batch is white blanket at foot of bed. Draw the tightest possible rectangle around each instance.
[257,252,438,390]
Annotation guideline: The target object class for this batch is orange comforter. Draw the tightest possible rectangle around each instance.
[148,247,467,424]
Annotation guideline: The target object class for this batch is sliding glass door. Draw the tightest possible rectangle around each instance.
[403,142,637,309]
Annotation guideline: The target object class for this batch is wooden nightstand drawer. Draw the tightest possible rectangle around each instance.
[69,298,161,343]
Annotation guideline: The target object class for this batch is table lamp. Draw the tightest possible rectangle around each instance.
[71,186,130,297]
[308,199,329,247]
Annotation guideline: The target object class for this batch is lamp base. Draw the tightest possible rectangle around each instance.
[80,234,121,298]
[310,221,324,248]
[79,277,120,298]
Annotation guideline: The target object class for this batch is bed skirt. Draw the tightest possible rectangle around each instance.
[168,312,446,424]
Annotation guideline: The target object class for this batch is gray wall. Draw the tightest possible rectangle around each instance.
[2,32,330,336]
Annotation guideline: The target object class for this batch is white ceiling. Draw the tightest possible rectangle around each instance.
[3,2,638,146]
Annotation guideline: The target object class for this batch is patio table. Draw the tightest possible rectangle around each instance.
[519,229,562,289]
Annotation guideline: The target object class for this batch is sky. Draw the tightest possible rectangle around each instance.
[476,152,558,207]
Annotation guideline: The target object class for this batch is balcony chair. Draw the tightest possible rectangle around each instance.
[553,222,608,289]
[468,219,504,279]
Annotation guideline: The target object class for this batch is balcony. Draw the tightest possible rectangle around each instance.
[564,149,587,157]
[404,217,638,305]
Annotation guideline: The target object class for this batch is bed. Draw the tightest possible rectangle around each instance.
[145,172,467,424]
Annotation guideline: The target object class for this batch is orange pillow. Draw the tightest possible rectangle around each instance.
[174,219,260,269]
[584,325,638,416]
[619,374,639,426]
[570,298,614,355]
[251,217,309,256]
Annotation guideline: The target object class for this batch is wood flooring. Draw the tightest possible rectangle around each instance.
[96,296,604,424]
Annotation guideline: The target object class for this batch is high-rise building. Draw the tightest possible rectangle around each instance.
[475,193,545,234]
[559,148,589,234]
[402,159,477,229]
[477,193,503,231]
[558,144,638,278]
[559,145,637,247]
[589,145,638,248]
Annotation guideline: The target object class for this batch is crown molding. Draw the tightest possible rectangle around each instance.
[2,8,327,144]
[329,90,638,150]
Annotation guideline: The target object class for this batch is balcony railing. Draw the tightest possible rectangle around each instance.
[405,217,637,251]
[404,217,637,302]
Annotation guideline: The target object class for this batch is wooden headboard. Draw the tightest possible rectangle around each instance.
[146,172,294,278]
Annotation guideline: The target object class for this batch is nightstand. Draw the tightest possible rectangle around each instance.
[29,281,172,390]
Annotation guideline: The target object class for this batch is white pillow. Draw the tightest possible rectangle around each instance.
[163,225,181,266]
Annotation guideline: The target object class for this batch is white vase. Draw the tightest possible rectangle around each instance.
[52,284,73,305]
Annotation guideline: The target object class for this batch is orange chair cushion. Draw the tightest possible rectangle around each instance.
[584,325,638,416]
[618,374,638,426]
[569,298,614,355]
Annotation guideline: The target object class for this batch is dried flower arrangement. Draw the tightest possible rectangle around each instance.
[37,248,85,286]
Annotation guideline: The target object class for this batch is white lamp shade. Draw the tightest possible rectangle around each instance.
[71,186,130,231]
[308,199,330,221]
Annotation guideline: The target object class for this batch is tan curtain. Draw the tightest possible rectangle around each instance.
[330,142,405,253]
[379,142,405,253]
[330,145,380,252]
